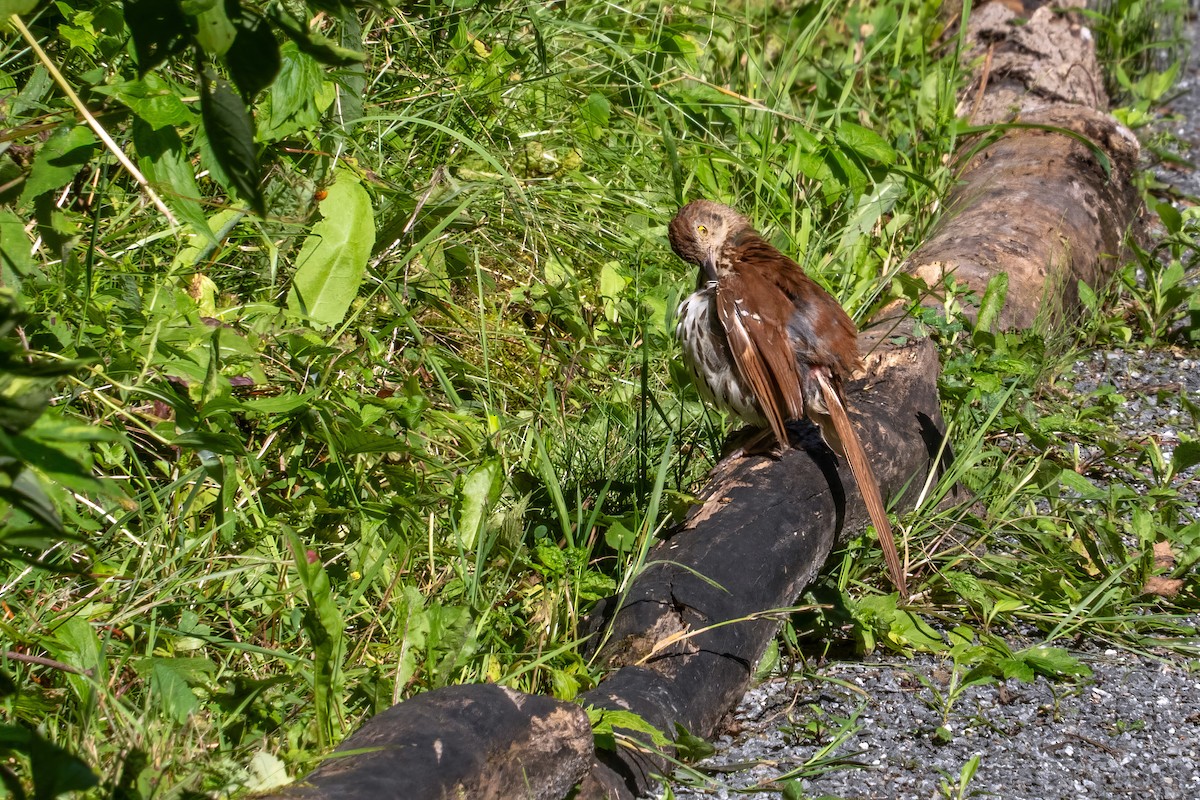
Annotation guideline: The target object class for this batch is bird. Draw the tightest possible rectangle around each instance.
[669,199,908,598]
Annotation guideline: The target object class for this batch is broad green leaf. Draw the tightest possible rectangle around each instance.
[260,41,334,141]
[976,272,1008,334]
[286,171,374,327]
[244,751,291,793]
[0,462,63,534]
[454,459,501,549]
[44,616,103,701]
[1156,200,1183,235]
[224,9,281,100]
[19,125,97,204]
[1172,439,1200,476]
[587,707,671,752]
[192,0,236,56]
[200,70,264,215]
[26,727,99,798]
[122,0,192,73]
[1015,646,1092,679]
[135,657,214,723]
[0,0,41,15]
[836,120,896,165]
[107,73,193,129]
[133,120,214,242]
[237,392,313,415]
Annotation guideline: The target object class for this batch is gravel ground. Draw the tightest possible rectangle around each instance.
[665,17,1200,800]
[670,651,1200,800]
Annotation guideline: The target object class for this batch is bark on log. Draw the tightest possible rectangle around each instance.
[257,684,592,800]
[907,0,1142,328]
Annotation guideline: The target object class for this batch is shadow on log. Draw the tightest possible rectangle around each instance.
[257,684,593,800]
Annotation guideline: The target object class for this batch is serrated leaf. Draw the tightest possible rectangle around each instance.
[976,272,1008,334]
[19,125,97,204]
[224,9,281,100]
[200,70,264,215]
[108,72,193,128]
[1015,646,1092,679]
[836,120,896,165]
[587,707,671,750]
[286,171,374,326]
[123,0,192,73]
[454,459,501,549]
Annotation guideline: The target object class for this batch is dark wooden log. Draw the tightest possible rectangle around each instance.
[257,684,592,800]
[576,324,946,796]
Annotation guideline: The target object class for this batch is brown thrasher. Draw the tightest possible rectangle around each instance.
[669,199,908,598]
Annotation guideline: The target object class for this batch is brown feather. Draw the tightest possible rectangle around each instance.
[814,369,908,598]
[716,270,804,449]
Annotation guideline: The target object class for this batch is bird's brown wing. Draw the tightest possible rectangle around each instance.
[716,270,804,449]
[813,368,909,598]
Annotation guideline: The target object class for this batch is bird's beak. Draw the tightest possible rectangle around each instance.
[701,253,718,283]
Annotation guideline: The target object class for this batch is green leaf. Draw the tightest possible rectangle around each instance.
[587,707,670,752]
[200,69,264,215]
[976,271,1008,334]
[0,211,32,286]
[19,125,98,204]
[133,119,214,242]
[122,0,192,73]
[284,525,345,748]
[1014,645,1092,679]
[267,6,366,66]
[454,459,501,549]
[286,171,375,326]
[673,723,715,762]
[259,41,333,141]
[0,462,63,535]
[1171,439,1200,476]
[27,727,99,799]
[108,72,193,129]
[0,0,43,15]
[224,9,281,100]
[836,120,896,165]
[1156,200,1183,235]
[191,0,237,56]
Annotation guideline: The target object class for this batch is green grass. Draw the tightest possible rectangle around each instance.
[0,0,1197,796]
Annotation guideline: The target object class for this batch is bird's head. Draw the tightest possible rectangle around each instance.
[668,200,752,283]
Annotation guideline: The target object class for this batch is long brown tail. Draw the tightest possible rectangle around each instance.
[814,371,909,598]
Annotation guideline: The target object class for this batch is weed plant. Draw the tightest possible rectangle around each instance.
[0,0,1196,796]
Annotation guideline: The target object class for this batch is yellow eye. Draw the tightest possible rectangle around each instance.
[696,224,708,235]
